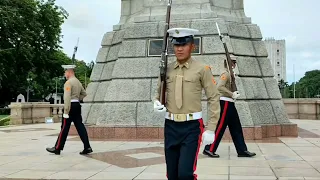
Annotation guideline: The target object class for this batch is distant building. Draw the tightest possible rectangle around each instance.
[264,38,286,82]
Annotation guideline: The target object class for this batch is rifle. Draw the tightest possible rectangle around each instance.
[215,22,237,92]
[71,37,79,65]
[159,0,172,105]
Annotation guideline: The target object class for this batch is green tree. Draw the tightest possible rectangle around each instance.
[0,0,68,103]
[288,70,320,98]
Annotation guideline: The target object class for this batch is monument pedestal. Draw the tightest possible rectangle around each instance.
[82,0,297,139]
[69,124,297,140]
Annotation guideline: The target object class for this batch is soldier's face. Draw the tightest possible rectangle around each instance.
[232,61,236,69]
[174,43,195,61]
[64,70,70,79]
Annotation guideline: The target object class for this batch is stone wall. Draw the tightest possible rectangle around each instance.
[9,103,64,125]
[283,99,320,120]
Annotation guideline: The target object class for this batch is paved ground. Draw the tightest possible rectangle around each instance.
[0,119,320,180]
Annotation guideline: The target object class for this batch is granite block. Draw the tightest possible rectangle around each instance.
[136,102,165,127]
[236,57,262,77]
[263,78,282,99]
[159,127,164,139]
[212,0,233,9]
[83,82,99,102]
[94,81,110,102]
[254,126,262,139]
[121,0,130,16]
[158,21,190,36]
[118,40,146,58]
[112,57,160,78]
[87,103,106,125]
[234,76,247,100]
[267,125,276,137]
[124,22,158,39]
[281,124,298,137]
[240,78,269,99]
[100,61,115,80]
[253,41,268,57]
[101,32,115,46]
[136,128,159,139]
[81,103,92,124]
[248,100,277,125]
[106,44,121,61]
[112,29,125,44]
[230,38,255,56]
[130,0,144,15]
[227,23,250,38]
[95,47,110,63]
[270,100,290,124]
[247,24,263,39]
[190,19,227,35]
[115,127,137,139]
[235,100,254,126]
[96,102,137,126]
[202,36,227,54]
[258,58,275,77]
[90,63,104,82]
[151,78,159,101]
[104,79,151,101]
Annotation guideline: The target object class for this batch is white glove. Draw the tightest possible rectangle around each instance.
[232,91,240,99]
[202,130,215,145]
[153,100,167,112]
[63,114,69,119]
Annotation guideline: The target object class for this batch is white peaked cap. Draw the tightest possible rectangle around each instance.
[61,65,76,70]
[167,28,199,38]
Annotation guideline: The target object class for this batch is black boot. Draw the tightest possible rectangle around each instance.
[46,147,61,155]
[203,149,220,158]
[80,148,93,155]
[238,151,256,157]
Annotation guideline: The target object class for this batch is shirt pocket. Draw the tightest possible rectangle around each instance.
[183,76,201,92]
[166,76,175,93]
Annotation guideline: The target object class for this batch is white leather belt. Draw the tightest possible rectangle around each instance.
[71,99,79,102]
[220,97,234,102]
[165,112,202,122]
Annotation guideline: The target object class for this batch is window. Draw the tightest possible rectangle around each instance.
[277,74,280,77]
[277,62,280,65]
[277,49,279,53]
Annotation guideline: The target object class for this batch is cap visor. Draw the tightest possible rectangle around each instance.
[171,36,193,45]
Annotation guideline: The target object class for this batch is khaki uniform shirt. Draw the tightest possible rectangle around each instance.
[218,69,233,98]
[64,76,87,114]
[154,57,220,131]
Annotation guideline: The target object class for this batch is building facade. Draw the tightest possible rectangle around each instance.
[264,38,286,82]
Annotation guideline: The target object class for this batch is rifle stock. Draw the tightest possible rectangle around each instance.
[215,22,237,92]
[159,0,172,105]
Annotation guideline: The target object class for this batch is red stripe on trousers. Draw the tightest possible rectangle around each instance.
[193,119,204,180]
[55,118,66,150]
[210,101,229,152]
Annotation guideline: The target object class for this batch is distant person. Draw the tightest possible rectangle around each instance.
[203,56,256,158]
[46,65,92,155]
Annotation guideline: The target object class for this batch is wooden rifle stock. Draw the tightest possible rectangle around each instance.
[159,0,172,105]
[215,22,237,92]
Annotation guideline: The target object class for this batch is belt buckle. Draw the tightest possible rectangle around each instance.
[173,114,186,122]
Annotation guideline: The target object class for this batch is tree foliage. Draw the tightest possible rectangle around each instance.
[0,0,79,104]
[280,70,320,98]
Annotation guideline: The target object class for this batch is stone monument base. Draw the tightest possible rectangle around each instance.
[69,124,298,140]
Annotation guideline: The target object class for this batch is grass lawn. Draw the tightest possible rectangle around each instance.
[0,115,9,120]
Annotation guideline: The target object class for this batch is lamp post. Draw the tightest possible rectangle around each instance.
[55,77,64,104]
[26,78,32,102]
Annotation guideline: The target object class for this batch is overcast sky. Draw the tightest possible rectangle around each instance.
[55,0,319,83]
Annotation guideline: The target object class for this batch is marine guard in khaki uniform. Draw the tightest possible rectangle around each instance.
[154,28,220,180]
[203,57,256,158]
[46,65,92,155]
